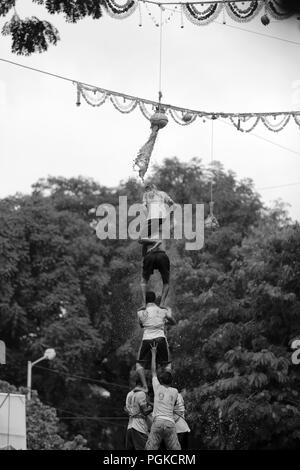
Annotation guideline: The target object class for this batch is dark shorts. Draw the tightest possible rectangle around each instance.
[178,432,190,450]
[137,337,170,369]
[126,428,148,450]
[142,251,170,284]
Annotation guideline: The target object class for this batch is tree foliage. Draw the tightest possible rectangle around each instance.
[0,0,106,55]
[0,158,299,449]
[0,379,89,449]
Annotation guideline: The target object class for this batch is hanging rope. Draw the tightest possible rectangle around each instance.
[205,118,220,230]
[133,5,169,181]
[158,4,163,107]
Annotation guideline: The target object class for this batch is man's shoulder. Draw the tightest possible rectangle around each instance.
[134,389,147,400]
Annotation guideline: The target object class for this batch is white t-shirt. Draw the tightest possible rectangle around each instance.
[143,190,173,220]
[174,393,190,434]
[126,388,149,435]
[137,303,167,340]
[152,376,178,424]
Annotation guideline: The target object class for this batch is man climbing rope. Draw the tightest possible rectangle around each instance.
[125,372,152,450]
[145,342,181,450]
[136,291,175,392]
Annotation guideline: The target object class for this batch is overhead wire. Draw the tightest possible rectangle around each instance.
[35,365,129,390]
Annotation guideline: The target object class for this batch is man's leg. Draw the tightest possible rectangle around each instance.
[132,429,148,450]
[163,423,181,450]
[178,432,189,450]
[145,421,164,451]
[136,363,148,392]
[125,429,134,450]
[160,283,169,308]
[140,278,147,308]
[157,253,170,308]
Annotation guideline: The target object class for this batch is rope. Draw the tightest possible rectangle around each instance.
[210,119,214,205]
[35,365,130,390]
[158,5,164,105]
[0,57,298,119]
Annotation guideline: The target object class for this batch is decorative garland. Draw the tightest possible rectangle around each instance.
[182,3,223,27]
[266,0,292,20]
[105,0,138,19]
[76,83,300,133]
[104,1,293,26]
[225,1,263,23]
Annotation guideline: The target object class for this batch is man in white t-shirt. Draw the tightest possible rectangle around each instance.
[141,183,174,242]
[136,291,175,391]
[145,342,181,450]
[125,372,152,450]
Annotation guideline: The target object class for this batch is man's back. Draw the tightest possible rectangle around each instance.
[143,190,173,220]
[126,388,148,435]
[152,376,178,423]
[138,303,167,340]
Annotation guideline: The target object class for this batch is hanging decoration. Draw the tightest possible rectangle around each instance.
[76,82,300,133]
[204,120,220,230]
[266,0,293,20]
[169,109,197,126]
[105,0,138,19]
[182,2,223,26]
[103,1,293,27]
[225,1,263,23]
[133,107,169,181]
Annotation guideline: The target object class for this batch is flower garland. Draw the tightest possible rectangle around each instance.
[76,83,300,133]
[104,1,294,26]
[225,1,264,23]
[169,108,198,125]
[105,0,138,19]
[266,0,293,20]
[78,84,107,107]
[230,116,261,132]
[261,114,291,132]
[182,3,223,26]
[110,95,138,113]
[138,101,155,120]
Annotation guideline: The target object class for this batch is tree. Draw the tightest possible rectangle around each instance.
[1,160,299,449]
[0,379,89,449]
[0,1,115,55]
[170,204,300,449]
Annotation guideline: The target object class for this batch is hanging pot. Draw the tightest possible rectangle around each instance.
[150,111,169,129]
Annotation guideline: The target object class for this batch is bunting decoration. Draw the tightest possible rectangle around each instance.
[104,1,293,26]
[76,83,300,133]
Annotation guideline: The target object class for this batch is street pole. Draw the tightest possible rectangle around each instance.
[26,349,56,401]
[27,361,32,401]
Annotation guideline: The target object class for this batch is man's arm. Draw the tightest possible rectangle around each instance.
[151,341,158,377]
[138,392,153,416]
[164,307,176,326]
[162,191,175,207]
[137,310,145,328]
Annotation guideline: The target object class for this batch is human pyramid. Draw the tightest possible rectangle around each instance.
[125,183,190,451]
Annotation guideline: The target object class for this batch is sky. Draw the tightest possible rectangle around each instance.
[0,1,299,219]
